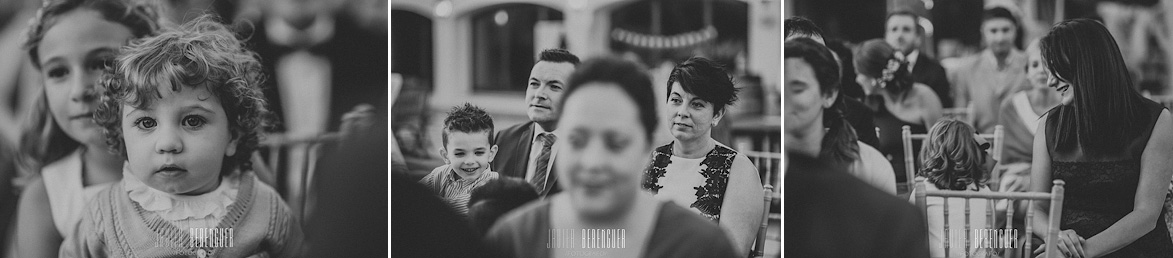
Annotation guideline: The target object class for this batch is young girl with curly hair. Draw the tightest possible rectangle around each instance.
[60,15,302,257]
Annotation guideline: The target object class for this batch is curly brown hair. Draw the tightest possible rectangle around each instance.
[95,14,270,176]
[918,119,989,191]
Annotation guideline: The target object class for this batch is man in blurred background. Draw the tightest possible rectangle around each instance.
[885,10,952,108]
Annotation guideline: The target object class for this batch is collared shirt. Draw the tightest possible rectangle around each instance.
[524,124,559,186]
[952,48,1030,133]
[418,165,499,215]
[904,50,920,72]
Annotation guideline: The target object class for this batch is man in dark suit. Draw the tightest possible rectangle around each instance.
[492,49,580,197]
[886,11,953,108]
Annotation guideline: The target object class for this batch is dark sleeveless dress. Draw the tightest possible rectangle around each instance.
[872,100,927,184]
[1045,99,1173,257]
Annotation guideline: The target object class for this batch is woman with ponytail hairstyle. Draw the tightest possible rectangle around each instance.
[854,39,943,187]
[786,38,895,194]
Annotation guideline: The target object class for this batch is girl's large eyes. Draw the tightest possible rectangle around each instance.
[134,117,157,129]
[182,116,207,127]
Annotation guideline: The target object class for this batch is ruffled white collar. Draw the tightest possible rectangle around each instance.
[122,165,238,222]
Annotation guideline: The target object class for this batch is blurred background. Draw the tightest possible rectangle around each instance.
[788,0,1173,96]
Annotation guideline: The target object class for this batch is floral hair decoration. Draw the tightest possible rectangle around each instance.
[878,55,907,89]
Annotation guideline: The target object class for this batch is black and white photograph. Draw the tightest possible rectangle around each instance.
[0,0,388,257]
[393,0,781,257]
[786,0,1173,257]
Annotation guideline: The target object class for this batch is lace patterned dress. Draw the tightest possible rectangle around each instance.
[642,143,736,222]
[1045,99,1173,257]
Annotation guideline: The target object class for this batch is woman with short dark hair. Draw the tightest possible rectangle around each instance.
[641,56,764,255]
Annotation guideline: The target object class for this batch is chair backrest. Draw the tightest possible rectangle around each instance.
[260,132,342,219]
[902,125,1004,186]
[913,178,1065,258]
[752,185,774,258]
[742,150,779,258]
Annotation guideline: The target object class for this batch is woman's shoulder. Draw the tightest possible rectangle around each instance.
[910,83,942,106]
[40,149,82,178]
[856,142,885,161]
[713,144,754,170]
[911,83,937,97]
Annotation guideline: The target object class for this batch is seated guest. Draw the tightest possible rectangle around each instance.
[826,39,879,147]
[909,119,995,257]
[785,38,895,194]
[950,7,1030,133]
[788,39,896,192]
[1030,18,1173,257]
[995,39,1060,192]
[493,49,580,197]
[485,57,739,258]
[468,177,538,236]
[885,10,953,108]
[643,56,764,255]
[419,103,501,216]
[854,39,943,185]
[785,16,878,147]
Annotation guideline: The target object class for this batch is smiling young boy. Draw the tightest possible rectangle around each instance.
[419,103,500,216]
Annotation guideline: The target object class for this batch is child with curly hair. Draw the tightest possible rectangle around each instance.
[911,119,997,257]
[60,14,302,257]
